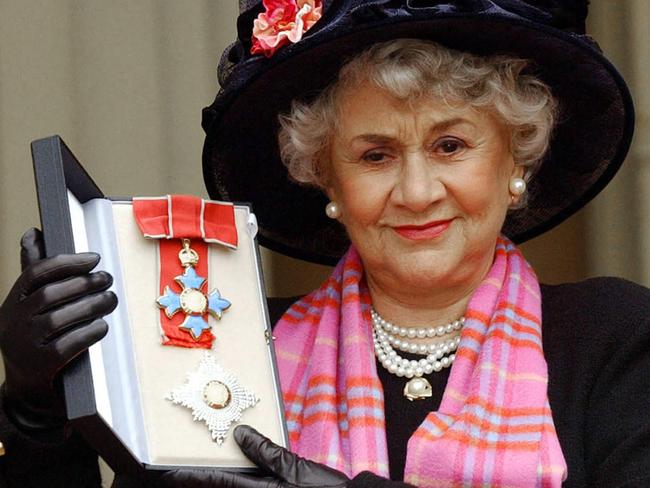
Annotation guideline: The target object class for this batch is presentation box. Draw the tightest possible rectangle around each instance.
[31,136,288,479]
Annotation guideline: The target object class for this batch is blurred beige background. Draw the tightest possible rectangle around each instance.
[0,1,648,485]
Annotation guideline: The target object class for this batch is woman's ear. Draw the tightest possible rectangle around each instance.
[511,164,525,180]
[322,167,339,202]
[324,184,337,202]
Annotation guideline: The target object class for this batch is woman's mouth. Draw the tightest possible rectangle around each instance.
[393,219,453,241]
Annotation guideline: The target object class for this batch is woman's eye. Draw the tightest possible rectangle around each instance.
[435,138,465,154]
[362,152,388,163]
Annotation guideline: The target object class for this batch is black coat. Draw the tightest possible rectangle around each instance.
[1,278,649,487]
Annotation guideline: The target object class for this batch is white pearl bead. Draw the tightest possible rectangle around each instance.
[325,201,341,219]
[509,177,527,195]
[407,329,417,339]
[396,367,405,377]
[409,379,425,394]
[441,357,450,367]
[436,325,445,336]
[417,329,427,338]
[388,363,398,373]
[415,366,424,376]
[399,328,407,337]
[433,362,442,372]
[418,344,427,354]
[427,327,436,337]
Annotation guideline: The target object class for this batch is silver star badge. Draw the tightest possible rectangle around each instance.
[166,353,258,444]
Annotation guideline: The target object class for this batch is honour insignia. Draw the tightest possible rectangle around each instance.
[157,239,231,341]
[166,353,258,444]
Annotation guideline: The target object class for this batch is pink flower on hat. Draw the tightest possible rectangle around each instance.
[251,0,323,58]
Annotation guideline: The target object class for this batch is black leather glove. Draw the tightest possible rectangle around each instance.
[160,425,350,487]
[0,228,117,431]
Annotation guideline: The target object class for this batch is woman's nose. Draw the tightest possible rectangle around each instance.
[392,151,445,212]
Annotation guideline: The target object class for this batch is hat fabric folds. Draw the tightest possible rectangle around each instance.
[202,0,634,265]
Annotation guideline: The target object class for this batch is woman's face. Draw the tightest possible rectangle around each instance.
[326,82,522,296]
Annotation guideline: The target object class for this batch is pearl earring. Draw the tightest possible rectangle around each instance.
[325,201,341,219]
[509,177,526,196]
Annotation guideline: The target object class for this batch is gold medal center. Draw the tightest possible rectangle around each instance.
[203,380,231,410]
[180,288,207,314]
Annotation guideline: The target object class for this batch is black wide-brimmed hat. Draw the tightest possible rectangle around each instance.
[202,0,634,265]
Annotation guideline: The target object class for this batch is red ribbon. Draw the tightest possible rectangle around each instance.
[133,195,237,247]
[133,195,237,348]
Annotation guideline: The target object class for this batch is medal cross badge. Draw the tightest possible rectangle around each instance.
[157,239,231,341]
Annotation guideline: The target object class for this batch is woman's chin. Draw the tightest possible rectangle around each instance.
[369,248,464,291]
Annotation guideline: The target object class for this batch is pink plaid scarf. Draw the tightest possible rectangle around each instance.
[274,237,567,486]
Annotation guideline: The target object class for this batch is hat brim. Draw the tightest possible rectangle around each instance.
[203,15,634,265]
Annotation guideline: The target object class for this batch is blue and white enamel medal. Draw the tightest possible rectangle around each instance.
[156,239,231,341]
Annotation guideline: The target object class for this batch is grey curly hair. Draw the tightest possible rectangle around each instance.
[277,39,557,207]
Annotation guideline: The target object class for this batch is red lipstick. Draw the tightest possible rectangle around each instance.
[393,219,453,241]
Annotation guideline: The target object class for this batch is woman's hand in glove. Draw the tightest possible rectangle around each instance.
[161,425,349,487]
[0,228,117,430]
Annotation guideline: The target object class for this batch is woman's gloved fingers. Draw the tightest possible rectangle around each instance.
[20,228,45,269]
[47,318,109,367]
[15,252,102,300]
[160,468,282,488]
[0,230,113,431]
[24,271,114,315]
[235,426,295,478]
[35,290,117,343]
[234,426,349,487]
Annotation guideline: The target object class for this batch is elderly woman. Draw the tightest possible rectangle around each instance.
[1,1,649,487]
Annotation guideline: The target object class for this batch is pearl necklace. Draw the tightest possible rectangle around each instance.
[372,309,462,354]
[372,309,464,338]
[371,308,464,401]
